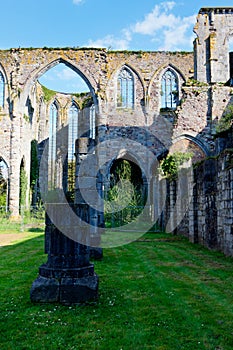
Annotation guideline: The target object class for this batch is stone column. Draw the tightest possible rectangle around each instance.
[30,208,99,304]
[75,137,103,260]
[9,116,21,218]
[30,134,99,304]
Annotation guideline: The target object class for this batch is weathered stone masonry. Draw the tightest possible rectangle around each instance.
[1,7,233,260]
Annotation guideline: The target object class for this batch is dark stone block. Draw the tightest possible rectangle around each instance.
[90,247,103,260]
[39,263,95,279]
[30,275,59,303]
[60,274,99,305]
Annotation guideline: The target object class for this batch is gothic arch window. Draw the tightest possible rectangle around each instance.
[117,67,134,109]
[0,72,5,108]
[66,101,79,199]
[89,104,96,139]
[161,69,179,110]
[68,102,79,162]
[48,101,58,188]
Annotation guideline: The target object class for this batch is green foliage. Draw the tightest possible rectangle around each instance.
[160,152,193,179]
[215,104,233,134]
[0,166,7,209]
[184,78,208,87]
[30,140,39,193]
[41,84,56,102]
[19,165,27,212]
[105,160,144,227]
[23,114,30,122]
[66,160,76,203]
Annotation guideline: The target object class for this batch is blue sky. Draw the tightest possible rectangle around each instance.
[2,1,233,92]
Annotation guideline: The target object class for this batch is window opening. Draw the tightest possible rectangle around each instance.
[48,102,58,189]
[89,104,96,139]
[68,102,79,162]
[0,72,5,108]
[117,67,134,109]
[67,102,78,200]
[161,69,179,109]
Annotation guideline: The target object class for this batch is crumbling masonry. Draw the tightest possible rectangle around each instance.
[1,8,233,266]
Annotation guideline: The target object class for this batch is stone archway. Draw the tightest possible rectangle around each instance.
[169,136,207,163]
[104,156,146,229]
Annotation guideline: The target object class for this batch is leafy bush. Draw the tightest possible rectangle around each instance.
[160,152,193,179]
[215,104,233,134]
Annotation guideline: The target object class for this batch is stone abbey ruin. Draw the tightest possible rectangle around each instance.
[1,7,233,302]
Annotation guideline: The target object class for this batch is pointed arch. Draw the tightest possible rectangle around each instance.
[89,104,96,139]
[48,100,58,189]
[68,100,79,162]
[172,134,210,158]
[161,68,179,109]
[0,71,5,108]
[22,57,99,113]
[117,66,134,109]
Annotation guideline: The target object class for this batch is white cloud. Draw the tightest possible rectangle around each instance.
[132,2,196,51]
[84,1,195,51]
[56,67,77,80]
[73,0,84,4]
[86,33,131,50]
[133,2,177,34]
[159,15,196,51]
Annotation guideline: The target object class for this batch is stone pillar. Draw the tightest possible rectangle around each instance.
[9,116,21,218]
[30,209,99,304]
[75,137,103,260]
[30,135,100,304]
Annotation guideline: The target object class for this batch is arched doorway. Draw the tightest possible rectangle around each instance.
[104,158,146,228]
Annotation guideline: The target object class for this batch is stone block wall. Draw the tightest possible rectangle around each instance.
[187,146,233,256]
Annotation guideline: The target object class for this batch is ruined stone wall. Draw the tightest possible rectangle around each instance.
[194,7,233,83]
[0,45,230,218]
[0,47,196,216]
[187,147,233,256]
[0,8,233,240]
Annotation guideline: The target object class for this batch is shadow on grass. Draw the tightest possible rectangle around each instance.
[1,233,233,350]
[27,227,44,233]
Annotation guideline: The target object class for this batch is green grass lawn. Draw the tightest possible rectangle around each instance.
[1,230,233,350]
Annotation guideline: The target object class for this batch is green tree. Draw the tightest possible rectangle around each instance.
[105,160,144,227]
[160,152,193,179]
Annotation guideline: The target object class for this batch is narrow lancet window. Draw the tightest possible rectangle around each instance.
[117,67,134,109]
[68,102,79,162]
[67,102,79,200]
[89,104,96,139]
[0,72,5,108]
[161,69,179,109]
[48,102,58,189]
